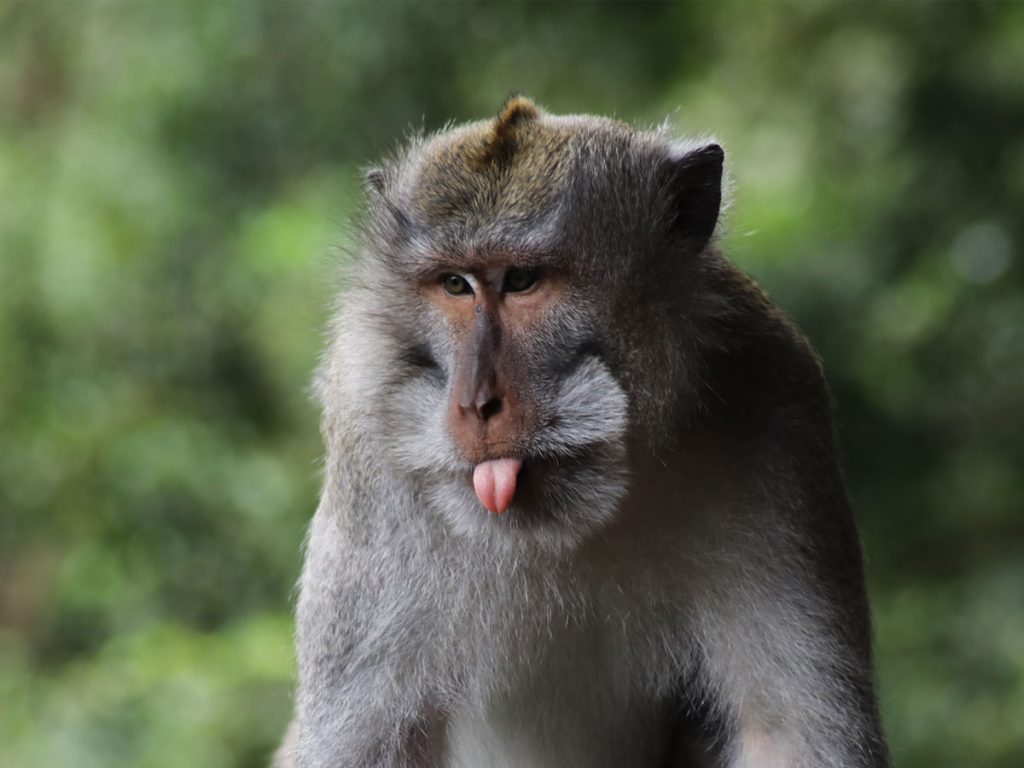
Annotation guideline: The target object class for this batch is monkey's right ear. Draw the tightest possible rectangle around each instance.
[664,143,724,250]
[364,167,386,194]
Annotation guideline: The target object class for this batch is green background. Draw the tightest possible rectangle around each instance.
[2,2,1022,766]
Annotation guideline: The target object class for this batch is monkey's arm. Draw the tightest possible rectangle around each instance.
[284,506,446,768]
[671,436,888,768]
[661,271,889,768]
[691,528,887,767]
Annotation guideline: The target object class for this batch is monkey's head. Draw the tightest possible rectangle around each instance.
[329,97,724,549]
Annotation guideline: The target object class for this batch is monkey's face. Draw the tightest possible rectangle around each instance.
[374,248,631,548]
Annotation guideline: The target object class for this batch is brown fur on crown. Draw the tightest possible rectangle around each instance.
[411,97,574,225]
[475,95,542,169]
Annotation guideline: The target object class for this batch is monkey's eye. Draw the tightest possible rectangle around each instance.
[503,267,539,294]
[441,273,473,296]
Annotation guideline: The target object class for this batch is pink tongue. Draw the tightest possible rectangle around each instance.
[472,458,523,515]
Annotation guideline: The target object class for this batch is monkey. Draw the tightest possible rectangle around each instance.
[274,97,889,768]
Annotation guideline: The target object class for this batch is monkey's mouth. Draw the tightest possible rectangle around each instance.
[468,449,599,517]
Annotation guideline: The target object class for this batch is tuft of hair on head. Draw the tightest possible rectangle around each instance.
[476,95,541,169]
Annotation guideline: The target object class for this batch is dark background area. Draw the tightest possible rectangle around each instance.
[1,2,1022,766]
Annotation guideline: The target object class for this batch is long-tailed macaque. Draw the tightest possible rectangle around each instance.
[275,97,889,768]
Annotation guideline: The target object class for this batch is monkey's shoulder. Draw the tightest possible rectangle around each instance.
[680,258,841,505]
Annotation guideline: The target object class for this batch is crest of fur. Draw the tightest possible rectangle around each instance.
[475,94,541,168]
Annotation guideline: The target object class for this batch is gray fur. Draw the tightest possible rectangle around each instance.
[276,100,889,768]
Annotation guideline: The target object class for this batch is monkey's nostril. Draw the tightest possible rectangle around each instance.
[477,396,503,421]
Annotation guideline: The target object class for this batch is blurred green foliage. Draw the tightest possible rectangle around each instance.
[1,2,1022,766]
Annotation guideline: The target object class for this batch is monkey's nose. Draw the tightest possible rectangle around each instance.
[458,379,504,422]
[449,378,521,459]
[474,391,503,421]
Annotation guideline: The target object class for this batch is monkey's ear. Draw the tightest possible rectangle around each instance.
[364,167,386,194]
[665,143,724,250]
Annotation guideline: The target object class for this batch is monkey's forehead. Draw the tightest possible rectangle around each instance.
[399,112,651,230]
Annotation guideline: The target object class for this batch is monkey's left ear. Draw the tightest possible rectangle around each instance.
[664,143,724,250]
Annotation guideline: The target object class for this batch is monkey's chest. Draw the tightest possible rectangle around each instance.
[443,629,673,768]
